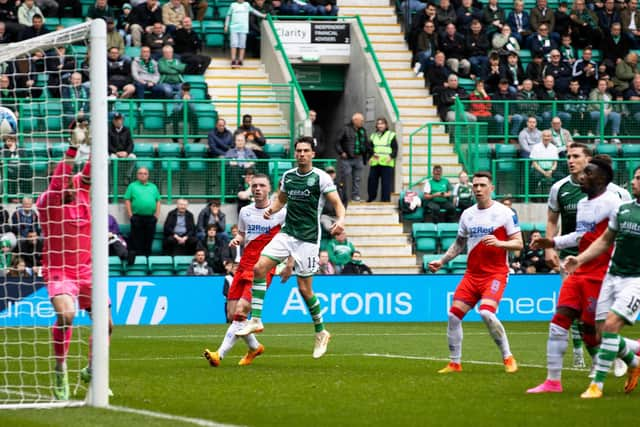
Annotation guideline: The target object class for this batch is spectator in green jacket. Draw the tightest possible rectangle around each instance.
[327,230,356,274]
[158,45,186,99]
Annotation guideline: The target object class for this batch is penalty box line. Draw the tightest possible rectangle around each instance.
[106,405,244,427]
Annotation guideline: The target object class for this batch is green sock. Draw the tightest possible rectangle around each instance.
[594,332,620,384]
[250,279,267,319]
[305,295,324,333]
[570,321,583,350]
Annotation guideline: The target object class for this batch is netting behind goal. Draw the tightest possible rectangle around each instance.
[0,20,109,409]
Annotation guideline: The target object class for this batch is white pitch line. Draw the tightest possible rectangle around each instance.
[120,332,548,340]
[106,405,244,427]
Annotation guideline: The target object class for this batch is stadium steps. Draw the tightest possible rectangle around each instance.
[205,58,290,149]
[345,203,419,273]
[339,1,463,187]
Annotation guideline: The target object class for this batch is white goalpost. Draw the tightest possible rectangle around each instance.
[0,19,109,409]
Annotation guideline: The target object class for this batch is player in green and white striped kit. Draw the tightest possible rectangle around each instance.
[236,137,346,358]
[564,166,640,398]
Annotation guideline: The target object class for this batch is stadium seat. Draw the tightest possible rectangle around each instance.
[154,223,164,241]
[201,21,225,47]
[19,102,42,132]
[119,223,131,239]
[494,144,519,173]
[109,256,123,276]
[49,142,68,159]
[151,238,164,255]
[124,46,141,59]
[182,143,210,194]
[113,101,138,129]
[269,160,294,185]
[148,256,174,275]
[621,144,640,177]
[60,18,83,27]
[448,254,468,274]
[157,143,182,171]
[139,101,166,131]
[475,144,492,171]
[42,101,63,131]
[412,223,438,252]
[133,142,156,170]
[173,255,193,275]
[595,144,619,172]
[125,256,149,276]
[22,141,49,174]
[422,254,447,274]
[264,143,286,158]
[437,223,459,252]
[399,190,424,221]
[192,103,218,132]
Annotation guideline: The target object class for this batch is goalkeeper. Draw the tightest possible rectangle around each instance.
[36,142,113,401]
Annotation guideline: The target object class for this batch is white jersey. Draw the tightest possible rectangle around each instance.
[238,203,287,245]
[607,182,632,202]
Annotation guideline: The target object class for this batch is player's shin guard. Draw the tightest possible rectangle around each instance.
[619,337,640,368]
[623,338,640,356]
[547,321,570,381]
[447,307,465,364]
[305,295,324,333]
[593,332,620,385]
[52,323,73,369]
[249,279,267,319]
[479,305,512,359]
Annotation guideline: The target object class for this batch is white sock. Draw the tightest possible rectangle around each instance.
[479,309,512,359]
[547,323,569,381]
[241,333,260,351]
[624,338,640,355]
[218,321,242,358]
[447,312,463,363]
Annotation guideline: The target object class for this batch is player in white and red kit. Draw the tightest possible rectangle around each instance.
[203,173,289,367]
[37,145,113,400]
[429,171,523,373]
[527,156,621,394]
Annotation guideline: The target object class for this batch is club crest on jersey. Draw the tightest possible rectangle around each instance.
[307,176,317,186]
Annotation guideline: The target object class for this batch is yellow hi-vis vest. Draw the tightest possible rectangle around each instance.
[370,130,396,167]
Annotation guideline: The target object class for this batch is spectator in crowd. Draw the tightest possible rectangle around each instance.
[247,0,271,57]
[11,197,40,240]
[562,79,589,134]
[452,170,474,212]
[222,258,236,320]
[0,21,14,44]
[116,3,133,45]
[492,78,523,137]
[341,251,372,275]
[597,0,620,33]
[327,230,356,274]
[507,0,532,44]
[62,72,89,126]
[224,0,266,68]
[187,248,215,275]
[1,132,29,197]
[305,0,338,16]
[530,0,555,34]
[162,0,186,34]
[517,78,540,119]
[519,115,542,158]
[105,18,125,54]
[544,49,572,93]
[548,116,573,155]
[197,199,228,242]
[170,82,199,138]
[613,52,640,95]
[317,250,336,275]
[521,230,550,273]
[624,73,640,122]
[164,198,198,256]
[129,0,162,47]
[558,33,576,65]
[589,78,622,144]
[501,51,525,92]
[600,23,631,77]
[0,234,14,274]
[17,0,44,27]
[310,110,330,159]
[530,23,557,60]
[569,0,602,49]
[198,224,234,273]
[320,166,347,235]
[367,117,397,203]
[525,51,546,88]
[16,229,42,275]
[108,112,136,158]
[413,20,438,78]
[530,129,560,195]
[235,168,254,214]
[124,166,161,257]
[502,196,518,219]
[157,44,186,98]
[184,0,209,22]
[466,20,490,78]
[88,0,115,21]
[537,75,564,128]
[440,23,470,76]
[71,116,91,166]
[572,47,599,93]
[482,52,502,93]
[425,51,451,91]
[423,164,456,223]
[434,74,476,122]
[469,79,492,120]
[45,45,76,98]
[207,118,234,157]
[621,0,640,48]
[336,112,369,202]
[144,22,174,59]
[554,1,571,36]
[0,205,11,235]
[482,0,506,37]
[436,0,456,29]
[107,47,135,98]
[492,25,521,60]
[108,214,130,263]
[7,256,32,279]
[19,13,48,41]
[235,114,267,158]
[0,0,22,42]
[408,2,437,52]
[131,46,163,99]
[225,133,256,169]
[456,0,482,29]
[174,16,211,75]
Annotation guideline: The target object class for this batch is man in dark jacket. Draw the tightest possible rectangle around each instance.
[196,199,228,241]
[341,251,372,275]
[108,113,135,158]
[107,47,135,98]
[129,0,163,46]
[335,112,370,202]
[174,16,211,74]
[163,198,198,255]
[433,74,476,122]
[207,118,233,157]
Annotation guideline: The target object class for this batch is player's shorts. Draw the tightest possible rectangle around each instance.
[261,232,319,277]
[227,265,274,302]
[45,266,93,310]
[557,273,602,326]
[596,273,640,325]
[453,273,508,308]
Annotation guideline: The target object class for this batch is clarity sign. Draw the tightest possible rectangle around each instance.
[273,21,351,57]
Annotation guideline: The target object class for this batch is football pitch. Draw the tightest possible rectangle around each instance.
[2,322,639,427]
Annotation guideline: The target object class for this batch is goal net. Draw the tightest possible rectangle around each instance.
[0,20,109,409]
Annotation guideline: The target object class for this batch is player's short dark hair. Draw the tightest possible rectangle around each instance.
[568,142,592,157]
[590,154,614,184]
[294,136,315,150]
[473,171,493,182]
[251,173,271,184]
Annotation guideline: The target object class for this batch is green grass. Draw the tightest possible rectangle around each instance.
[1,322,639,426]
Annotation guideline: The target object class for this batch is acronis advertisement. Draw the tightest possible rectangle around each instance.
[0,275,562,327]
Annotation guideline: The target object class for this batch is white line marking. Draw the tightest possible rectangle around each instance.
[106,405,244,427]
[120,332,548,340]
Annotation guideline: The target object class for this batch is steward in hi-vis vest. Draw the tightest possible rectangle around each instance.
[367,117,398,203]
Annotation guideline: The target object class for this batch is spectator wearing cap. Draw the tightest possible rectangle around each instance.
[108,112,136,158]
[116,3,134,45]
[106,17,125,53]
[88,0,115,20]
[174,16,211,75]
[108,46,136,98]
[162,0,186,35]
[129,0,162,47]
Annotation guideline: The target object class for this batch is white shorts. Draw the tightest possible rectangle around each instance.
[596,273,640,325]
[230,32,247,49]
[261,232,319,277]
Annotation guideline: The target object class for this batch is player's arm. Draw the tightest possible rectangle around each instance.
[325,190,346,235]
[545,208,560,268]
[229,231,245,247]
[264,190,287,219]
[429,235,468,272]
[79,159,91,189]
[482,231,524,251]
[47,145,78,192]
[564,228,616,273]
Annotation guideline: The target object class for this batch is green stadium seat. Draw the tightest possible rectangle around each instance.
[475,144,492,171]
[42,100,63,131]
[139,101,166,131]
[518,49,532,68]
[193,103,218,132]
[60,17,84,27]
[412,223,438,252]
[448,254,468,274]
[173,255,193,275]
[158,143,182,170]
[19,102,43,132]
[148,256,174,275]
[134,142,156,170]
[184,143,208,171]
[264,143,286,158]
[458,77,475,92]
[422,254,447,274]
[22,141,49,173]
[399,190,424,221]
[621,144,640,175]
[119,223,131,238]
[155,223,164,240]
[201,21,225,47]
[494,144,519,173]
[109,256,123,276]
[269,160,294,184]
[125,46,141,59]
[437,222,459,252]
[49,142,68,159]
[151,238,164,255]
[125,256,149,276]
[595,144,619,172]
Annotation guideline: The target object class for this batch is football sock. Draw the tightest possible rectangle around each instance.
[479,308,512,358]
[52,323,73,368]
[218,321,242,358]
[447,311,463,364]
[570,320,583,350]
[619,336,640,368]
[305,295,324,333]
[547,323,569,381]
[250,279,267,319]
[241,333,260,351]
[623,337,640,355]
[593,332,620,385]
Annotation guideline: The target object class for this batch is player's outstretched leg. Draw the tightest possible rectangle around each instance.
[439,307,464,373]
[236,278,267,337]
[527,315,571,393]
[306,294,330,359]
[479,306,517,373]
[570,320,586,369]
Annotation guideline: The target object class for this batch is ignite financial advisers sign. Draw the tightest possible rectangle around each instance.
[273,21,351,57]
